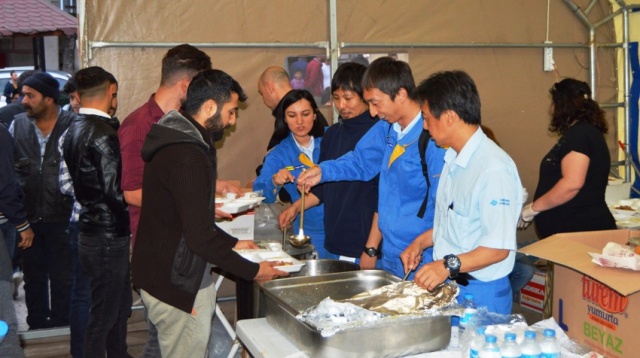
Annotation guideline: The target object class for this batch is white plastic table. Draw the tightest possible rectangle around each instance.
[235,318,462,358]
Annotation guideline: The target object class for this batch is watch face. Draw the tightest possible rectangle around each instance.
[364,247,377,257]
[446,255,460,270]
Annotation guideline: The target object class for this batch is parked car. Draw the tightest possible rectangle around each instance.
[0,66,72,108]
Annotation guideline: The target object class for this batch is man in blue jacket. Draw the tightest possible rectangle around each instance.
[298,57,446,279]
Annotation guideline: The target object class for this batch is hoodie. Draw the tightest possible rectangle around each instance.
[131,110,259,313]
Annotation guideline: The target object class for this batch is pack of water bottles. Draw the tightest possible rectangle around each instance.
[460,316,603,358]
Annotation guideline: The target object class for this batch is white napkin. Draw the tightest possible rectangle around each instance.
[588,242,640,270]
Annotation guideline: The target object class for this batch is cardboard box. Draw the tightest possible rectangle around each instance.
[216,209,255,240]
[519,230,640,358]
[519,268,547,314]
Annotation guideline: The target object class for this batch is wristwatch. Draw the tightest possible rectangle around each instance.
[443,254,461,279]
[363,247,379,258]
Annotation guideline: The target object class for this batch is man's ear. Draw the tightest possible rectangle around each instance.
[204,99,218,117]
[395,88,408,102]
[181,77,191,94]
[443,110,458,126]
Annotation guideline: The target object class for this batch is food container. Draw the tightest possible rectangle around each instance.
[253,258,357,317]
[260,270,451,357]
[289,259,359,277]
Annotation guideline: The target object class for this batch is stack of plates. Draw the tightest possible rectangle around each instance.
[609,199,640,229]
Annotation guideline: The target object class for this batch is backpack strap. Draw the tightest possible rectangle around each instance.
[417,129,431,218]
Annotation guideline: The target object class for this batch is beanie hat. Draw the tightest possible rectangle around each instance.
[23,72,60,101]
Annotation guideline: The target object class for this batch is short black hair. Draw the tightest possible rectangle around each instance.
[331,62,367,100]
[362,57,415,101]
[415,70,481,125]
[184,69,247,117]
[63,77,77,95]
[161,44,212,86]
[16,70,37,93]
[271,90,324,144]
[74,66,115,98]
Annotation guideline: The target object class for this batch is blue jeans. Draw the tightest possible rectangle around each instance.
[0,229,24,357]
[23,221,71,329]
[68,223,91,358]
[0,221,16,262]
[79,234,132,357]
[509,253,536,294]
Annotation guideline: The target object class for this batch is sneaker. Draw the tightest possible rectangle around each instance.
[12,270,23,299]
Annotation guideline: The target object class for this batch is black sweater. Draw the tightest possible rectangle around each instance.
[131,111,259,313]
[312,111,379,257]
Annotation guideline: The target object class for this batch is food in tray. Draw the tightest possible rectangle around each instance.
[233,248,305,273]
[615,205,634,211]
[270,260,294,266]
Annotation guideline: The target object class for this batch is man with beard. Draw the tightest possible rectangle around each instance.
[118,44,213,249]
[9,72,74,329]
[61,66,131,357]
[131,69,288,357]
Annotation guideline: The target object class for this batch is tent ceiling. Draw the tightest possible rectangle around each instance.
[0,0,78,37]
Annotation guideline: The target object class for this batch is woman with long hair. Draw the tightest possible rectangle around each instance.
[519,78,616,238]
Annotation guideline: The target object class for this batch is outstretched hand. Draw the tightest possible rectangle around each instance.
[296,166,322,193]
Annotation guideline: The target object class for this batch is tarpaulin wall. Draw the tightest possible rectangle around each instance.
[78,1,618,239]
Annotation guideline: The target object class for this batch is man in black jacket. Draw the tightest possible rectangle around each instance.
[62,66,131,357]
[10,72,74,329]
[132,69,287,357]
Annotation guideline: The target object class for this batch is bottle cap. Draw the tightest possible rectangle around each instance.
[464,293,474,300]
[504,332,516,341]
[543,328,556,337]
[0,320,8,337]
[485,334,497,343]
[525,330,536,339]
[476,326,486,335]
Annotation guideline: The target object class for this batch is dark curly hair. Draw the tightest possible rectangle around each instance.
[549,78,608,135]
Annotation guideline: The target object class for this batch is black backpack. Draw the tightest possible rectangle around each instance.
[417,129,432,219]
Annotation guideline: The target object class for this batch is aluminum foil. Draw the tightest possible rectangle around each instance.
[297,281,459,337]
[340,281,459,315]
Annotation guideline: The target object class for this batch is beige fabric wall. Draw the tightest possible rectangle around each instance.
[79,1,618,242]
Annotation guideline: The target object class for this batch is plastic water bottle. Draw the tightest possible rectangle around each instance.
[539,329,560,358]
[0,320,7,344]
[480,334,501,358]
[469,326,487,358]
[501,332,521,358]
[459,293,477,334]
[520,330,541,358]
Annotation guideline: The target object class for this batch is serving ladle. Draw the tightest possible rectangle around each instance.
[289,178,311,248]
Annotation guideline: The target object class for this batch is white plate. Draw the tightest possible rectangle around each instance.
[616,217,640,229]
[216,197,266,213]
[235,249,305,273]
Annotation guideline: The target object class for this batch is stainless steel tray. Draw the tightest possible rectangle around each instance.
[261,270,451,357]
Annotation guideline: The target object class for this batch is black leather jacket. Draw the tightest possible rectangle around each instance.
[12,111,73,222]
[62,113,130,238]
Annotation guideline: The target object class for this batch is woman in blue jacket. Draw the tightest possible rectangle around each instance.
[253,90,327,257]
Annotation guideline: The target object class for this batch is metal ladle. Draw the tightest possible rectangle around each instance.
[289,182,311,248]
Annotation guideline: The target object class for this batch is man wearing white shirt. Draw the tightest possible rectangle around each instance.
[401,71,522,314]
